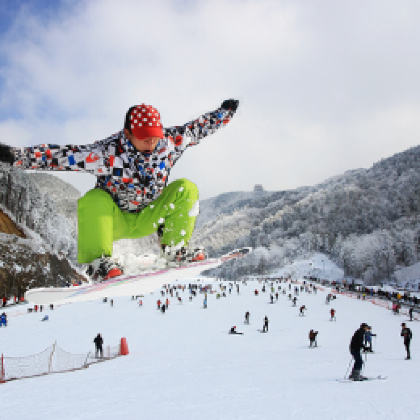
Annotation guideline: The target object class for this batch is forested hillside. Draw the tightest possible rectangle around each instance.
[194,146,420,283]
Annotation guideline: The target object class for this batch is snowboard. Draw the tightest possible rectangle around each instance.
[25,258,223,305]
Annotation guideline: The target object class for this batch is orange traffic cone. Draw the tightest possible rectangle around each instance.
[120,337,129,356]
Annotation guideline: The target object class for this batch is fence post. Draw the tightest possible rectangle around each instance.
[48,342,57,374]
[1,354,4,383]
[84,351,91,368]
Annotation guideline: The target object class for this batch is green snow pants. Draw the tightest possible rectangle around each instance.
[77,178,199,264]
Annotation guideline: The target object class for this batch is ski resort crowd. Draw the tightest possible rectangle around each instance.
[108,275,413,381]
[3,275,414,381]
[309,276,420,307]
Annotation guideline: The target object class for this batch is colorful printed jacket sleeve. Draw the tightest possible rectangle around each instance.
[164,105,237,158]
[11,134,120,176]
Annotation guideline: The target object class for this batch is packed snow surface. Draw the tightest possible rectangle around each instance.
[1,256,419,419]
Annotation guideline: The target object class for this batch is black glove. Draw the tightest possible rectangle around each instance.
[0,144,15,166]
[221,99,239,112]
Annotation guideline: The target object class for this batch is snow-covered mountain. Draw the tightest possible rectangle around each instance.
[0,165,83,295]
[193,145,420,283]
[30,172,80,234]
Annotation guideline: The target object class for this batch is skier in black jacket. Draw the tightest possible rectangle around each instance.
[401,323,412,360]
[349,323,369,380]
[94,333,104,358]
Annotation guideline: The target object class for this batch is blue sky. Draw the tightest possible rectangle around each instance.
[1,0,420,199]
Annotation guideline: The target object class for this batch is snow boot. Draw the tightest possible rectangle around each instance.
[351,369,367,381]
[86,256,123,281]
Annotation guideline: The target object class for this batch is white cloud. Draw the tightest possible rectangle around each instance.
[1,0,420,198]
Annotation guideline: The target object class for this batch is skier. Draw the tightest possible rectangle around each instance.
[401,323,412,360]
[364,326,376,352]
[262,316,269,332]
[244,311,250,324]
[229,326,242,335]
[309,329,318,347]
[157,299,161,309]
[292,296,297,306]
[299,305,306,316]
[330,308,336,321]
[409,307,414,321]
[0,100,239,281]
[349,323,369,380]
[0,312,7,326]
[93,333,104,358]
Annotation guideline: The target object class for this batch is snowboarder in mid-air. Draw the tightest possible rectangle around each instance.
[0,100,239,281]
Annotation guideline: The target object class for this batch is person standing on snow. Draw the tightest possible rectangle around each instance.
[309,329,318,347]
[244,311,250,324]
[330,308,336,321]
[401,323,412,360]
[364,326,376,352]
[262,316,269,332]
[409,307,414,322]
[94,333,104,358]
[0,100,239,281]
[349,323,369,380]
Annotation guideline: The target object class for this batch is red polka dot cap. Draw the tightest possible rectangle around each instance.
[129,104,164,140]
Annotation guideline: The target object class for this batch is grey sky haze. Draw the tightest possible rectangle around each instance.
[1,0,419,199]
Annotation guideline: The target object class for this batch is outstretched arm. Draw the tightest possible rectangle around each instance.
[1,134,121,176]
[164,99,239,150]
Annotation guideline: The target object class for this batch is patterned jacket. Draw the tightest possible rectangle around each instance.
[13,105,236,212]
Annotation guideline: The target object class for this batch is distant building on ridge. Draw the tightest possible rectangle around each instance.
[254,184,264,192]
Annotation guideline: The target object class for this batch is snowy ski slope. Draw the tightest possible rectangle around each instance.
[1,256,419,419]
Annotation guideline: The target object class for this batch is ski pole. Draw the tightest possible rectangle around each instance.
[344,358,353,379]
[363,350,368,373]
